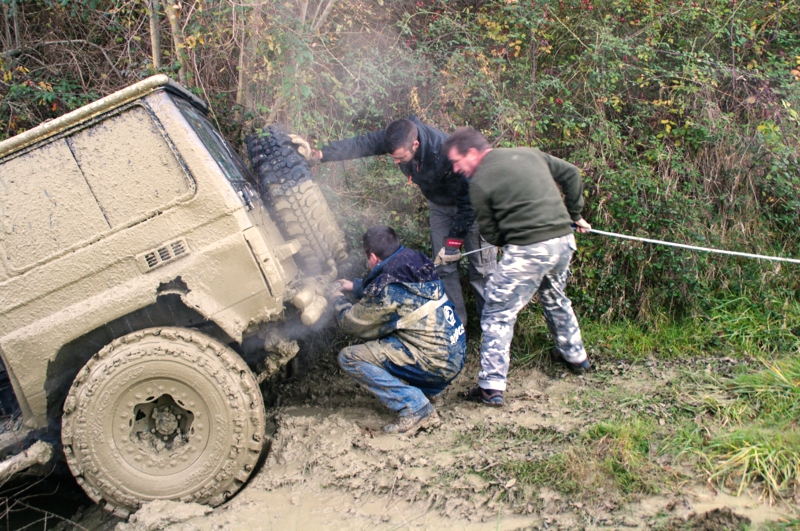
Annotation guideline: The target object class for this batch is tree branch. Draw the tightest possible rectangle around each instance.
[1,40,123,79]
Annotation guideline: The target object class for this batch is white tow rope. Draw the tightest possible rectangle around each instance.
[585,228,800,264]
[460,228,800,264]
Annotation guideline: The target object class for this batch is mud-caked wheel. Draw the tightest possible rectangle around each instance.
[61,328,265,517]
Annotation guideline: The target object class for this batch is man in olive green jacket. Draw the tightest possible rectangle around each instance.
[442,128,592,407]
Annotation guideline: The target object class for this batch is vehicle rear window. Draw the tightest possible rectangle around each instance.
[1,140,109,269]
[171,97,256,188]
[68,106,192,229]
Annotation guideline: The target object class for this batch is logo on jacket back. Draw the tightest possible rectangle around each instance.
[443,306,456,326]
[443,305,464,345]
[449,324,465,345]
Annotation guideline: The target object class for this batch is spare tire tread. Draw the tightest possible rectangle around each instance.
[246,125,347,274]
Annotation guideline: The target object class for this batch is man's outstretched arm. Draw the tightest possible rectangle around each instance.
[317,130,387,162]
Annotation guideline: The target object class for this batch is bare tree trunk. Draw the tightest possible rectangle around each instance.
[2,3,11,49]
[235,0,262,119]
[311,0,336,32]
[165,3,188,86]
[11,0,20,49]
[298,0,309,25]
[148,0,162,70]
[234,29,247,118]
[530,29,537,141]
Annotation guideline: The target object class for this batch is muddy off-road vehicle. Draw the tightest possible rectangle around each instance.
[0,75,346,516]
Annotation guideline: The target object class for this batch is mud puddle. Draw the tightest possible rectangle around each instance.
[61,354,797,530]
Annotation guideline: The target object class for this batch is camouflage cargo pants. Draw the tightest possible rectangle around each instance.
[478,234,587,391]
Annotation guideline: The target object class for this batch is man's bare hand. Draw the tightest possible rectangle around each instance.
[308,149,323,167]
[336,280,354,291]
[573,219,592,234]
[288,135,323,167]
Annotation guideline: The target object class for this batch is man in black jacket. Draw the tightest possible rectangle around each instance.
[308,117,496,325]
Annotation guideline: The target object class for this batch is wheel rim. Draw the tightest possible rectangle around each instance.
[113,377,206,476]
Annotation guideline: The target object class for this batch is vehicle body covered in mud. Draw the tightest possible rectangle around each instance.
[0,75,345,516]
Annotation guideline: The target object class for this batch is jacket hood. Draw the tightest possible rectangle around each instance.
[363,247,439,297]
[406,115,444,173]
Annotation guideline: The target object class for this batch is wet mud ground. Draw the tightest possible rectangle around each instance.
[12,348,799,530]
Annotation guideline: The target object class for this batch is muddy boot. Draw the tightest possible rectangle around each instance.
[425,392,445,407]
[463,386,504,407]
[383,403,440,434]
[550,348,590,374]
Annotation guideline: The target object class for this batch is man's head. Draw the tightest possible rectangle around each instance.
[442,127,491,178]
[362,225,401,270]
[384,119,419,165]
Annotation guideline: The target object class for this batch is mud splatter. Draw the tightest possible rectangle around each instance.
[661,507,750,531]
[65,356,793,530]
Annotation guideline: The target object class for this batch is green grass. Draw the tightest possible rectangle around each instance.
[728,357,800,424]
[760,519,800,530]
[666,357,800,502]
[463,417,669,502]
[704,428,800,502]
[508,293,800,366]
[502,447,598,497]
[583,418,668,496]
[496,422,668,502]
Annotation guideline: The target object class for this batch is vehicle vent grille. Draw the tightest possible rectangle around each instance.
[137,238,190,272]
[171,240,186,256]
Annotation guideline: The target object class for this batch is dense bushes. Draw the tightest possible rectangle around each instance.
[402,0,800,320]
[1,0,798,325]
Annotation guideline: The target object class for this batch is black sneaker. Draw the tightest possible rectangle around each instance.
[463,386,504,407]
[551,349,590,374]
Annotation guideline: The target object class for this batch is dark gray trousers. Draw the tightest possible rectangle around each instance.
[428,201,497,324]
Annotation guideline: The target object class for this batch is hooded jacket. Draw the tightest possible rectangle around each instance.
[332,247,466,377]
[319,117,474,239]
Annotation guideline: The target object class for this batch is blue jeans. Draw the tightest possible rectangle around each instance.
[338,341,463,416]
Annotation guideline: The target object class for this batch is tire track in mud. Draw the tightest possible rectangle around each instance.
[81,356,793,530]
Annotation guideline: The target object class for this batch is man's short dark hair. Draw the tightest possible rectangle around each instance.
[363,225,401,260]
[384,119,418,153]
[442,127,491,156]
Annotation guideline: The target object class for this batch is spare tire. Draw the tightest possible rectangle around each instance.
[246,125,346,276]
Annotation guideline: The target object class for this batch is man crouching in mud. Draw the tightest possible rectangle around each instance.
[330,225,466,434]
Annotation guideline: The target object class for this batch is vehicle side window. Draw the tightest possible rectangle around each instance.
[1,140,110,270]
[171,97,256,188]
[0,106,191,271]
[68,106,191,228]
